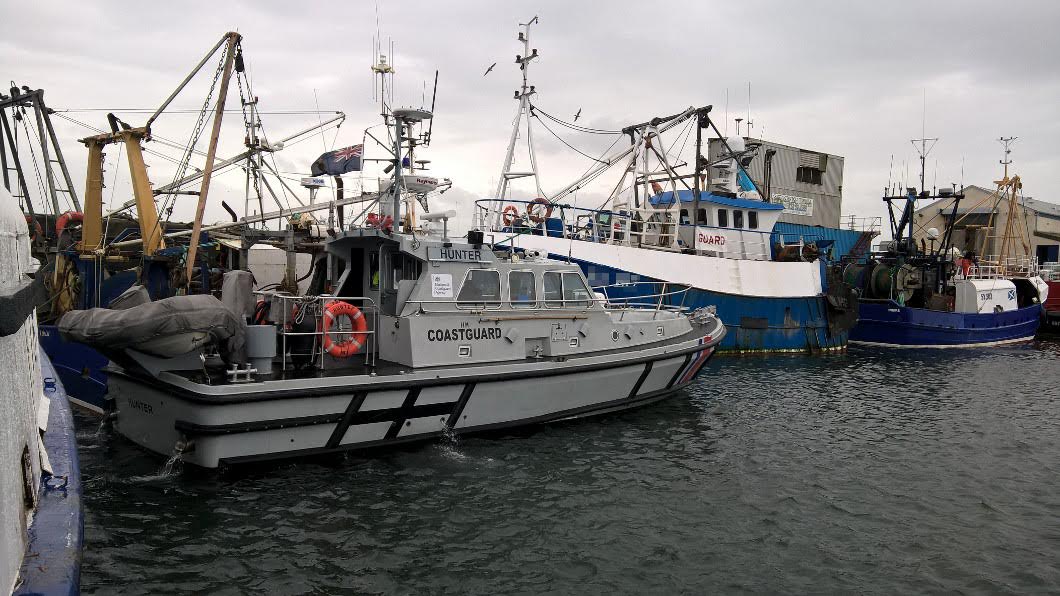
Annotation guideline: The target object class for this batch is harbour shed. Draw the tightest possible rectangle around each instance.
[708,136,844,228]
[912,185,1060,264]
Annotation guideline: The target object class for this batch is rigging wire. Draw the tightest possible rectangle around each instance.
[529,103,622,135]
[531,108,618,165]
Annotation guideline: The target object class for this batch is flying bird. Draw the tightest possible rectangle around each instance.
[573,108,582,122]
[483,62,497,76]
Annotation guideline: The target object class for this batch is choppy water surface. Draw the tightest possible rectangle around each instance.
[77,340,1060,594]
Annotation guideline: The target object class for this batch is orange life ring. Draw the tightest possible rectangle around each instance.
[526,197,553,224]
[56,211,83,237]
[501,205,520,227]
[320,301,368,358]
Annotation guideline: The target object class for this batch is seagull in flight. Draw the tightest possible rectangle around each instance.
[483,62,497,76]
[573,108,582,122]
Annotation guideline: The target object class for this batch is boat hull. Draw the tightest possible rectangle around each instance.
[574,258,847,354]
[499,233,850,354]
[38,324,110,414]
[849,301,1041,347]
[110,337,718,469]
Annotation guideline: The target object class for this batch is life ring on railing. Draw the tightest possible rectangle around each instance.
[501,205,520,227]
[25,216,43,241]
[320,301,368,358]
[55,211,83,237]
[526,197,553,224]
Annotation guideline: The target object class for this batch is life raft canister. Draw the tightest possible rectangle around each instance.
[55,211,83,237]
[320,301,368,358]
[526,197,553,224]
[501,205,520,227]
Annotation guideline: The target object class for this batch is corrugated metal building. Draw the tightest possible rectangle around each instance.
[707,137,844,228]
[913,184,1060,264]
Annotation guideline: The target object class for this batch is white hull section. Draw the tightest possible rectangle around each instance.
[500,234,824,298]
[112,342,716,469]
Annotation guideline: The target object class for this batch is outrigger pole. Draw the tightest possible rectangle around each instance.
[184,32,241,286]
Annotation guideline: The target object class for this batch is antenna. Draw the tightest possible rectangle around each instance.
[746,82,752,136]
[494,16,543,213]
[998,136,1017,179]
[724,88,729,136]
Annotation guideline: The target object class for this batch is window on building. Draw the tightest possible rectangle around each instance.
[797,166,823,185]
[717,208,728,228]
[457,269,501,307]
[508,270,537,308]
[748,211,759,230]
[733,210,744,228]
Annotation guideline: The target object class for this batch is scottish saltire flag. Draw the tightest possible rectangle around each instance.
[310,144,363,176]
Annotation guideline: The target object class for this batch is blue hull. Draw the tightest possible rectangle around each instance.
[850,301,1042,347]
[38,325,110,414]
[15,349,84,595]
[574,259,848,354]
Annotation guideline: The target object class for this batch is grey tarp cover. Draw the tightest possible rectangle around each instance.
[58,294,246,362]
[108,284,151,310]
[220,270,256,319]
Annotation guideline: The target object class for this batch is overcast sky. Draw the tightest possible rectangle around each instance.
[3,0,1058,233]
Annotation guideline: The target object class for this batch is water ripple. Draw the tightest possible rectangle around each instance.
[78,339,1060,594]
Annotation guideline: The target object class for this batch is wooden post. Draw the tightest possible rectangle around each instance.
[184,32,240,287]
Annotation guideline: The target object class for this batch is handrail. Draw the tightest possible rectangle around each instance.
[253,293,380,371]
[476,198,775,261]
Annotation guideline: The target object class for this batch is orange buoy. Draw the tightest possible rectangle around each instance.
[320,301,368,358]
[526,197,553,224]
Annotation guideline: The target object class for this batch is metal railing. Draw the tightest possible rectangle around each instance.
[255,292,379,372]
[842,215,883,233]
[475,198,774,261]
[972,255,1040,278]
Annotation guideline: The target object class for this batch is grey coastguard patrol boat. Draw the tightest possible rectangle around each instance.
[57,108,724,469]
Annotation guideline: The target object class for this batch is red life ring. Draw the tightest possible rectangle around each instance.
[320,301,368,358]
[526,197,553,224]
[501,205,520,226]
[55,211,83,237]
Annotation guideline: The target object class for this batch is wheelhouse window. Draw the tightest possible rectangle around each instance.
[717,208,728,228]
[696,208,707,224]
[679,209,690,225]
[543,271,594,308]
[543,272,563,307]
[508,270,537,308]
[733,210,744,228]
[562,272,593,307]
[748,211,759,230]
[457,269,501,308]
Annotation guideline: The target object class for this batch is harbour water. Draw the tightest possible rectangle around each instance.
[77,340,1060,594]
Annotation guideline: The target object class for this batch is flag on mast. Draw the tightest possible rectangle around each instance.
[311,144,363,176]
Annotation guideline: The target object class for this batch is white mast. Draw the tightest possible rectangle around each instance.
[495,16,541,214]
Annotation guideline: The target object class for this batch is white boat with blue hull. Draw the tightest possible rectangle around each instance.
[62,226,722,469]
[478,189,856,354]
[481,21,855,354]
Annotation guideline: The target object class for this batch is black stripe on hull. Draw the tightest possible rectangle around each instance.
[216,379,699,468]
[325,391,368,449]
[666,353,694,389]
[628,361,653,398]
[384,388,423,440]
[445,383,476,429]
[174,400,457,436]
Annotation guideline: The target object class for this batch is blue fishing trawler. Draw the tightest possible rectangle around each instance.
[844,180,1046,348]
